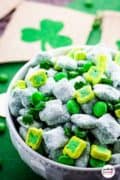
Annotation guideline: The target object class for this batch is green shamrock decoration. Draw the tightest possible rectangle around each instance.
[116,40,120,50]
[21,19,73,51]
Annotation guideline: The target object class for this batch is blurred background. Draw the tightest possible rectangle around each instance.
[0,0,120,180]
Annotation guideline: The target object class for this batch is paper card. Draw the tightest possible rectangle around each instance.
[0,0,23,20]
[0,1,94,63]
[101,11,120,50]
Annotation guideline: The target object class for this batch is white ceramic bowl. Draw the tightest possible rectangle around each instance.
[6,46,120,180]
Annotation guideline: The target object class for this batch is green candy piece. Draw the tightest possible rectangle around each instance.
[114,103,120,110]
[84,0,93,7]
[57,154,75,166]
[89,157,106,167]
[35,101,46,111]
[66,99,80,114]
[44,95,55,101]
[0,73,8,83]
[39,58,53,69]
[93,101,108,117]
[32,91,46,105]
[74,81,86,90]
[73,127,87,139]
[100,78,113,85]
[77,67,85,75]
[54,72,67,81]
[67,71,79,79]
[0,122,6,133]
[22,114,33,125]
[107,103,114,111]
[83,61,94,72]
[28,108,39,120]
[64,127,72,137]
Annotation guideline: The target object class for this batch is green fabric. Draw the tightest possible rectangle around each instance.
[1,0,120,179]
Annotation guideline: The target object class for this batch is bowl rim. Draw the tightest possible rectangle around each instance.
[6,45,120,172]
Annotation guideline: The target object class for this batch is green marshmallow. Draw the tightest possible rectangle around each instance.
[28,70,47,88]
[57,154,75,166]
[54,72,68,81]
[22,114,33,125]
[0,73,8,83]
[73,127,87,139]
[32,91,46,105]
[100,78,113,85]
[0,122,6,133]
[66,99,80,114]
[89,157,106,167]
[93,101,108,117]
[83,61,94,72]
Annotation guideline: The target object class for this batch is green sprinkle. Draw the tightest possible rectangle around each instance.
[32,91,46,105]
[0,73,8,83]
[73,127,87,139]
[100,78,113,85]
[0,122,6,133]
[93,101,108,117]
[66,99,80,114]
[22,114,33,125]
[89,157,106,167]
[54,72,68,81]
[57,154,75,166]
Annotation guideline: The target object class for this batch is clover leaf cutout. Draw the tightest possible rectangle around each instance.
[21,19,73,51]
